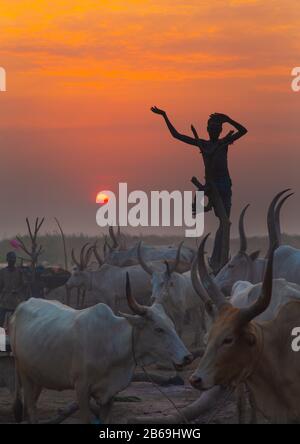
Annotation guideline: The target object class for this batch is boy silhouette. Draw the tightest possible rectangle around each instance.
[151,107,247,269]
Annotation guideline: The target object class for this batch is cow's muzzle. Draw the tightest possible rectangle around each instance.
[189,372,214,391]
[174,353,193,370]
[189,373,203,390]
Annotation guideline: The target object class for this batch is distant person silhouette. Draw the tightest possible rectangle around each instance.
[151,107,247,267]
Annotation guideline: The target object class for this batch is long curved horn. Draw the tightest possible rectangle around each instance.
[126,272,147,316]
[137,241,154,276]
[274,192,293,245]
[167,241,184,274]
[165,261,171,277]
[117,225,127,250]
[109,226,118,248]
[71,249,80,268]
[239,204,250,253]
[191,255,213,310]
[237,244,275,326]
[93,243,103,266]
[197,234,230,311]
[104,236,113,254]
[83,245,94,269]
[54,217,68,271]
[80,243,90,269]
[266,189,290,258]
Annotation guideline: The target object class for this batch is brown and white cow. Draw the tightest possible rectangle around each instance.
[190,236,300,424]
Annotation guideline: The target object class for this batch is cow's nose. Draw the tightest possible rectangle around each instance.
[189,374,202,389]
[183,353,194,365]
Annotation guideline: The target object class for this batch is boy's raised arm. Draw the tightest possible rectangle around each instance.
[151,106,202,147]
[212,113,248,145]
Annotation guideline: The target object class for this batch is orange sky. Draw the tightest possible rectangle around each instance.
[0,0,299,237]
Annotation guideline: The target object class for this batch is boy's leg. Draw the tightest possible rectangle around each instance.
[210,185,232,273]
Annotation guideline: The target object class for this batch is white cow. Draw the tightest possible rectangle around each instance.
[66,263,152,312]
[103,226,195,267]
[231,278,300,321]
[215,190,295,295]
[10,274,192,424]
[193,234,300,329]
[67,243,187,312]
[138,241,207,347]
[104,244,195,268]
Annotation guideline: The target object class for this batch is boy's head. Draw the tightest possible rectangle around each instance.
[6,251,16,268]
[207,116,222,141]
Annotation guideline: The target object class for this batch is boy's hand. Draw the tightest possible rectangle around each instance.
[191,124,199,139]
[151,106,166,116]
[210,113,230,123]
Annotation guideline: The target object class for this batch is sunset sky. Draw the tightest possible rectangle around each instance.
[0,0,299,238]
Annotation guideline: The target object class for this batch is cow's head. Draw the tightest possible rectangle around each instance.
[216,190,293,296]
[66,266,88,290]
[121,273,193,370]
[189,234,274,390]
[103,226,128,261]
[214,204,260,295]
[65,243,93,290]
[215,251,260,296]
[137,240,184,304]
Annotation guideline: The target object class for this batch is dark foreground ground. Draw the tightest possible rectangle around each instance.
[0,368,239,424]
[0,347,267,425]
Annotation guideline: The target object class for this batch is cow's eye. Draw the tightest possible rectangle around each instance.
[155,327,165,334]
[222,337,234,346]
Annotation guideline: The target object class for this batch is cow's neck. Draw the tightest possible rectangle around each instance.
[252,258,267,284]
[83,271,96,291]
[91,320,136,404]
[130,325,155,368]
[84,271,98,291]
[246,322,292,423]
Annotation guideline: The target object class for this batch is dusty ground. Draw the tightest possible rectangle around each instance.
[0,357,244,425]
[0,377,236,424]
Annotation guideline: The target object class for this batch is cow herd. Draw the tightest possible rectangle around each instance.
[2,189,300,423]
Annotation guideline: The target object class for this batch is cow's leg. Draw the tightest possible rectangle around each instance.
[236,383,247,424]
[97,399,114,424]
[246,385,257,424]
[76,384,92,424]
[21,375,40,424]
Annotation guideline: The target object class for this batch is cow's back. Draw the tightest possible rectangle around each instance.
[10,298,127,391]
[274,245,300,283]
[231,279,300,322]
[90,264,151,310]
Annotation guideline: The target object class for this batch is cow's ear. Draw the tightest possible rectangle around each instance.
[249,250,260,261]
[119,312,145,328]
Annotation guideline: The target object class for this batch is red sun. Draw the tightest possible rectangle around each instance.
[96,192,109,204]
